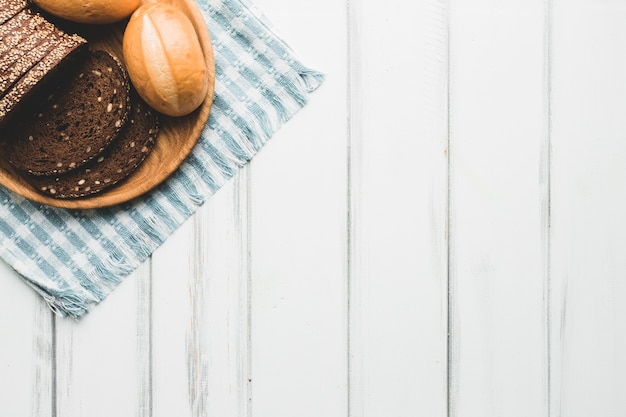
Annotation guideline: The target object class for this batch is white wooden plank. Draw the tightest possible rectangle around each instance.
[151,218,194,417]
[197,170,250,417]
[246,1,348,416]
[151,171,250,417]
[550,2,626,416]
[31,300,55,417]
[0,261,53,417]
[137,254,152,417]
[448,1,548,416]
[345,0,449,416]
[55,261,150,417]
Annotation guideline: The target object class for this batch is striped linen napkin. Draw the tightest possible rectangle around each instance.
[0,0,324,318]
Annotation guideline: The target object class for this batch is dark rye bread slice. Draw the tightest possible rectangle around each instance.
[0,23,60,97]
[7,50,131,176]
[0,34,87,123]
[0,10,59,72]
[29,92,159,199]
[0,0,27,26]
[0,8,46,62]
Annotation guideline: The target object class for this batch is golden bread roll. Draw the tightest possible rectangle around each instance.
[122,3,208,117]
[32,0,141,24]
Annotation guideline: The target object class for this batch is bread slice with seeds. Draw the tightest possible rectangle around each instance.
[0,0,28,26]
[0,33,87,124]
[29,91,159,199]
[0,24,60,97]
[0,8,48,63]
[7,50,131,176]
[0,6,88,126]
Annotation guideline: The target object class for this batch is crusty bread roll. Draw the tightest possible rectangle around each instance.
[122,3,208,117]
[32,0,140,24]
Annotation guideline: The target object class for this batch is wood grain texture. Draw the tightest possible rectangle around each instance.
[0,261,53,417]
[55,263,150,417]
[150,169,250,417]
[550,1,626,415]
[1,1,626,416]
[136,258,152,417]
[195,169,251,417]
[347,0,449,416]
[448,1,549,415]
[150,217,195,417]
[0,0,215,209]
[244,0,349,415]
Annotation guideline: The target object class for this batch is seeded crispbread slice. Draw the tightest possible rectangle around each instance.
[0,0,28,26]
[7,50,131,176]
[29,91,159,199]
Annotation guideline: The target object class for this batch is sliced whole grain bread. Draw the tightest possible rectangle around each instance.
[0,0,27,26]
[0,8,47,63]
[7,50,131,176]
[0,24,60,97]
[0,6,88,126]
[29,91,159,199]
[0,34,87,123]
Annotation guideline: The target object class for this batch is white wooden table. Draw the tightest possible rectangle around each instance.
[2,0,626,416]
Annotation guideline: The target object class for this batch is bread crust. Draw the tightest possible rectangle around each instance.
[28,90,159,199]
[0,34,87,124]
[0,0,28,26]
[0,5,88,126]
[7,51,131,176]
[122,3,208,116]
[31,0,140,24]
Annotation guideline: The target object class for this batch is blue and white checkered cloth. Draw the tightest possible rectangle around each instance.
[0,0,324,318]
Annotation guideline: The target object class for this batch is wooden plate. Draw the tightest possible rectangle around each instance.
[0,0,215,209]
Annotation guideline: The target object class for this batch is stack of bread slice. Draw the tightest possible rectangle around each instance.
[0,0,160,200]
[0,0,87,125]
